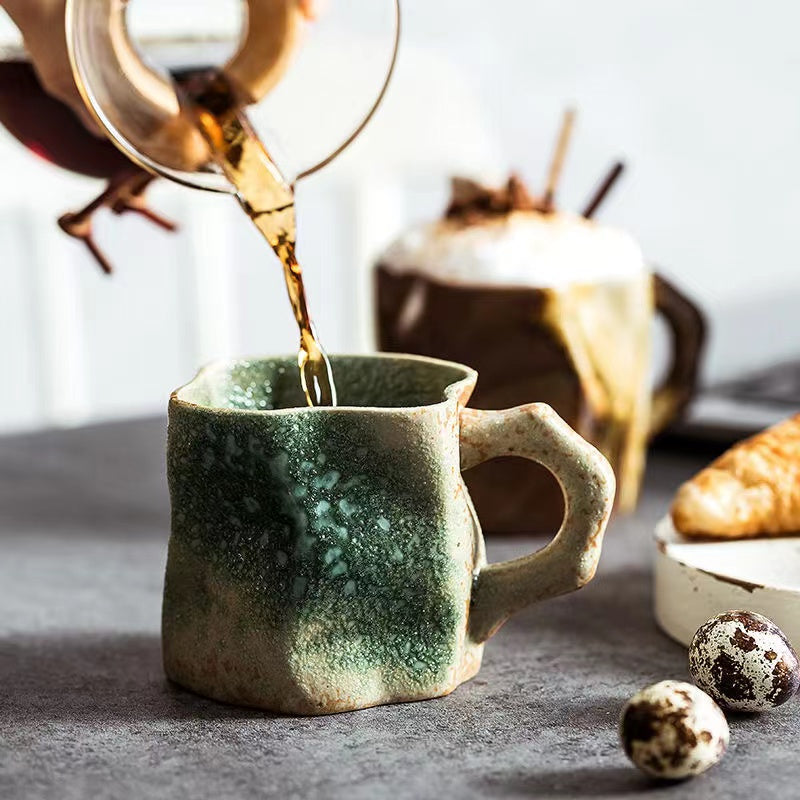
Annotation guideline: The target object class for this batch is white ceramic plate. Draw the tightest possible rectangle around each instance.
[654,516,800,646]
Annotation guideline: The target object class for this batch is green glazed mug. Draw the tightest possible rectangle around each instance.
[164,354,615,714]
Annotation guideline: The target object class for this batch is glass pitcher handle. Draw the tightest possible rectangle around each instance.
[66,0,402,191]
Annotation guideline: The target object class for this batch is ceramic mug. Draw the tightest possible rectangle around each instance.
[163,354,615,714]
[377,268,705,533]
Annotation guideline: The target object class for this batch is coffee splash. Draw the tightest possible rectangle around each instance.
[181,69,337,408]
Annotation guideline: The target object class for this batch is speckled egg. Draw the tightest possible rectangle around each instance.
[689,610,800,713]
[620,680,729,780]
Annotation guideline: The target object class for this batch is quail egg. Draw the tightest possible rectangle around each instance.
[689,610,800,712]
[620,680,729,780]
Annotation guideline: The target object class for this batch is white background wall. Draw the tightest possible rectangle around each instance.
[0,1,798,433]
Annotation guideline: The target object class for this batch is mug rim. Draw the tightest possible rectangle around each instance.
[376,261,654,294]
[170,352,477,417]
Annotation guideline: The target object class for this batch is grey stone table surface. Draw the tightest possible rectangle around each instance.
[0,418,797,799]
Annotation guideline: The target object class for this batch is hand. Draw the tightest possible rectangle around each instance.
[2,0,320,134]
[298,0,325,20]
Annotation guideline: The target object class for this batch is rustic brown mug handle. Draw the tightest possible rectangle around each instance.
[649,273,706,438]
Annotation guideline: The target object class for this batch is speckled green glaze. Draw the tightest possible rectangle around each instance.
[164,354,615,715]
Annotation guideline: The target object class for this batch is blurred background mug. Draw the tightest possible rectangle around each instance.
[377,259,705,534]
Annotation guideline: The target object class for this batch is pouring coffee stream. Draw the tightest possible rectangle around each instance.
[181,68,337,407]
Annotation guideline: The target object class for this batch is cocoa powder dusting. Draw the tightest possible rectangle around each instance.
[444,175,548,225]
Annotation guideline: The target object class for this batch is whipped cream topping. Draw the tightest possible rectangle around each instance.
[379,210,646,289]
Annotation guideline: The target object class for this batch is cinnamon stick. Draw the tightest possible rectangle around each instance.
[542,108,576,211]
[582,161,625,219]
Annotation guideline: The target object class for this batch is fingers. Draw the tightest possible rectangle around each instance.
[297,0,327,21]
[297,0,315,19]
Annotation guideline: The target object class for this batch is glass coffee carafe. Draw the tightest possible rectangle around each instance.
[0,0,401,272]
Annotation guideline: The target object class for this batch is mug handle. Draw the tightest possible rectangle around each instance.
[461,404,616,644]
[649,273,706,438]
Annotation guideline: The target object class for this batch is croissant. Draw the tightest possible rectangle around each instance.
[671,413,800,539]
